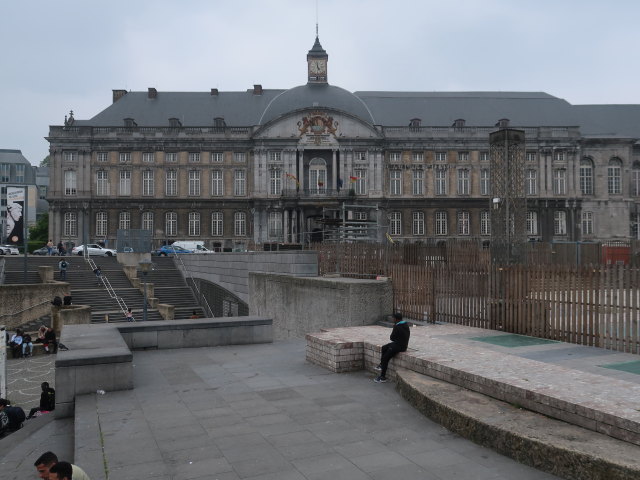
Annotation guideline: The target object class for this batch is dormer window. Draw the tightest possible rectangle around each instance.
[453,119,465,128]
[213,117,226,128]
[169,118,182,128]
[496,118,510,128]
[409,118,422,128]
[123,118,137,128]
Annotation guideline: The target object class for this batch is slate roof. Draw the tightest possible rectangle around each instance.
[74,86,640,139]
[0,149,30,165]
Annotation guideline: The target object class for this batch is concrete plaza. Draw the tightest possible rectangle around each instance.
[3,339,559,480]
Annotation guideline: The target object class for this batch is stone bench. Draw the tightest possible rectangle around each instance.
[56,316,273,418]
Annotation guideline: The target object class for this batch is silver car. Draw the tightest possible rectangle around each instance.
[71,244,117,257]
[0,245,20,255]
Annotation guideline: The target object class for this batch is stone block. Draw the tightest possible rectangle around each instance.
[131,330,158,349]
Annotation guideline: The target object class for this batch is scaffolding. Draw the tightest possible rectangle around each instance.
[320,203,380,243]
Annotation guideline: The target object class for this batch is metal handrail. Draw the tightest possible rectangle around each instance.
[82,249,130,320]
[170,248,213,317]
[0,299,50,321]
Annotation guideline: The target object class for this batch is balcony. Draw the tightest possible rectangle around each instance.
[282,188,352,198]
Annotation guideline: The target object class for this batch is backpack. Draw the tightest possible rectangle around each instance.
[60,261,68,269]
[4,406,26,430]
[52,296,62,307]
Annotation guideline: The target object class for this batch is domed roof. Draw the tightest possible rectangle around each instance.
[259,83,376,125]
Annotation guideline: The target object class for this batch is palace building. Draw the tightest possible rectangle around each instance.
[47,36,640,250]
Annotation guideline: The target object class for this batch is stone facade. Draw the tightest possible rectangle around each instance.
[46,38,640,248]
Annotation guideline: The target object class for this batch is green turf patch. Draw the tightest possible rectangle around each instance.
[599,361,640,375]
[470,334,559,348]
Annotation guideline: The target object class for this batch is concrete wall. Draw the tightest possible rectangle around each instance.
[52,305,92,337]
[116,252,151,267]
[249,273,393,340]
[0,282,69,330]
[176,251,318,302]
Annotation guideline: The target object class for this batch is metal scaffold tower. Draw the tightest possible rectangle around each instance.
[489,128,526,264]
[320,203,380,242]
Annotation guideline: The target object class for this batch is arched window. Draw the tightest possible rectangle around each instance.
[309,158,327,193]
[608,158,622,195]
[632,162,640,197]
[579,158,594,195]
[389,211,402,236]
[96,211,108,237]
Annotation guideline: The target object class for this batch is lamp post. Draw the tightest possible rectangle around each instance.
[138,259,152,322]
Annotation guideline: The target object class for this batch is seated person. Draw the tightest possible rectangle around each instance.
[40,327,57,354]
[28,382,55,418]
[22,332,33,357]
[0,398,26,436]
[63,293,72,306]
[9,330,24,359]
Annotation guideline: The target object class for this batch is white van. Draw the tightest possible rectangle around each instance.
[171,241,214,253]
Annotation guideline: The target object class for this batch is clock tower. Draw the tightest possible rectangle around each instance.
[307,36,328,84]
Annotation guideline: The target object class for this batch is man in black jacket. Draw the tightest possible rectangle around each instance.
[28,382,56,418]
[374,313,410,383]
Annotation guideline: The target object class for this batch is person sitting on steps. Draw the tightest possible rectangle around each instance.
[22,331,33,357]
[374,313,411,383]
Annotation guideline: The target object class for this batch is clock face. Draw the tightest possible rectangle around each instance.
[309,60,326,74]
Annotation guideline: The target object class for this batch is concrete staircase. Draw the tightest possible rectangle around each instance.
[3,256,203,324]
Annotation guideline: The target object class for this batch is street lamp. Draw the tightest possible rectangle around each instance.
[138,259,152,322]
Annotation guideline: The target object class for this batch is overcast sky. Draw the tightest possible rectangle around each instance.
[2,0,640,165]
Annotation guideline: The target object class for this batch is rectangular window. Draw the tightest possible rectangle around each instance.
[142,152,155,163]
[389,152,401,162]
[211,212,223,236]
[96,212,108,237]
[412,211,424,236]
[63,151,78,162]
[234,152,246,162]
[457,211,470,235]
[142,170,154,196]
[119,170,131,196]
[553,169,566,195]
[480,151,489,163]
[390,170,402,195]
[211,152,224,163]
[412,169,424,195]
[64,212,77,237]
[412,152,424,163]
[526,152,537,162]
[268,211,283,238]
[526,169,537,195]
[582,211,593,235]
[234,212,246,236]
[389,211,401,236]
[119,152,131,163]
[188,170,201,196]
[211,170,224,196]
[188,152,200,163]
[580,164,593,195]
[234,170,246,196]
[480,169,490,195]
[526,211,538,235]
[119,211,131,230]
[165,212,177,237]
[0,164,9,182]
[435,168,447,195]
[457,169,470,195]
[435,152,447,163]
[166,170,177,196]
[269,169,282,195]
[355,151,367,161]
[632,169,640,197]
[553,150,565,162]
[15,164,25,182]
[97,152,108,162]
[96,170,109,196]
[435,211,447,235]
[608,165,622,194]
[165,152,177,163]
[458,152,469,163]
[188,212,200,236]
[354,211,368,221]
[64,170,77,195]
[142,211,153,231]
[268,151,282,163]
[354,169,367,195]
[480,211,491,236]
[554,211,567,235]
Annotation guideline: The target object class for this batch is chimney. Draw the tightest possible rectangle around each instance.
[148,87,157,99]
[210,88,219,96]
[253,84,263,95]
[112,89,127,103]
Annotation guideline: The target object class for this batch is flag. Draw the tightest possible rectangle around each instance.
[385,232,395,244]
[285,173,300,188]
[349,176,358,183]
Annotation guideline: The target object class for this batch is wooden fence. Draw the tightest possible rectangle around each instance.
[312,243,640,354]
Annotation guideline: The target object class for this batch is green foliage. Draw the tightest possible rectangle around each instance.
[40,155,50,167]
[29,213,49,244]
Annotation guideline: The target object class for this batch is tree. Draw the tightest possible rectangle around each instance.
[29,213,49,244]
[40,155,50,167]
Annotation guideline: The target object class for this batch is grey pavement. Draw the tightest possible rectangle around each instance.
[87,340,559,480]
[6,354,56,410]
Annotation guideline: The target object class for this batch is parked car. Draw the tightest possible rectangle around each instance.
[0,245,20,255]
[171,241,215,253]
[71,244,117,256]
[152,245,194,257]
[32,246,59,256]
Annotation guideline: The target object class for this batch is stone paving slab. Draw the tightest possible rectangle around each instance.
[76,340,559,480]
[307,324,640,446]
